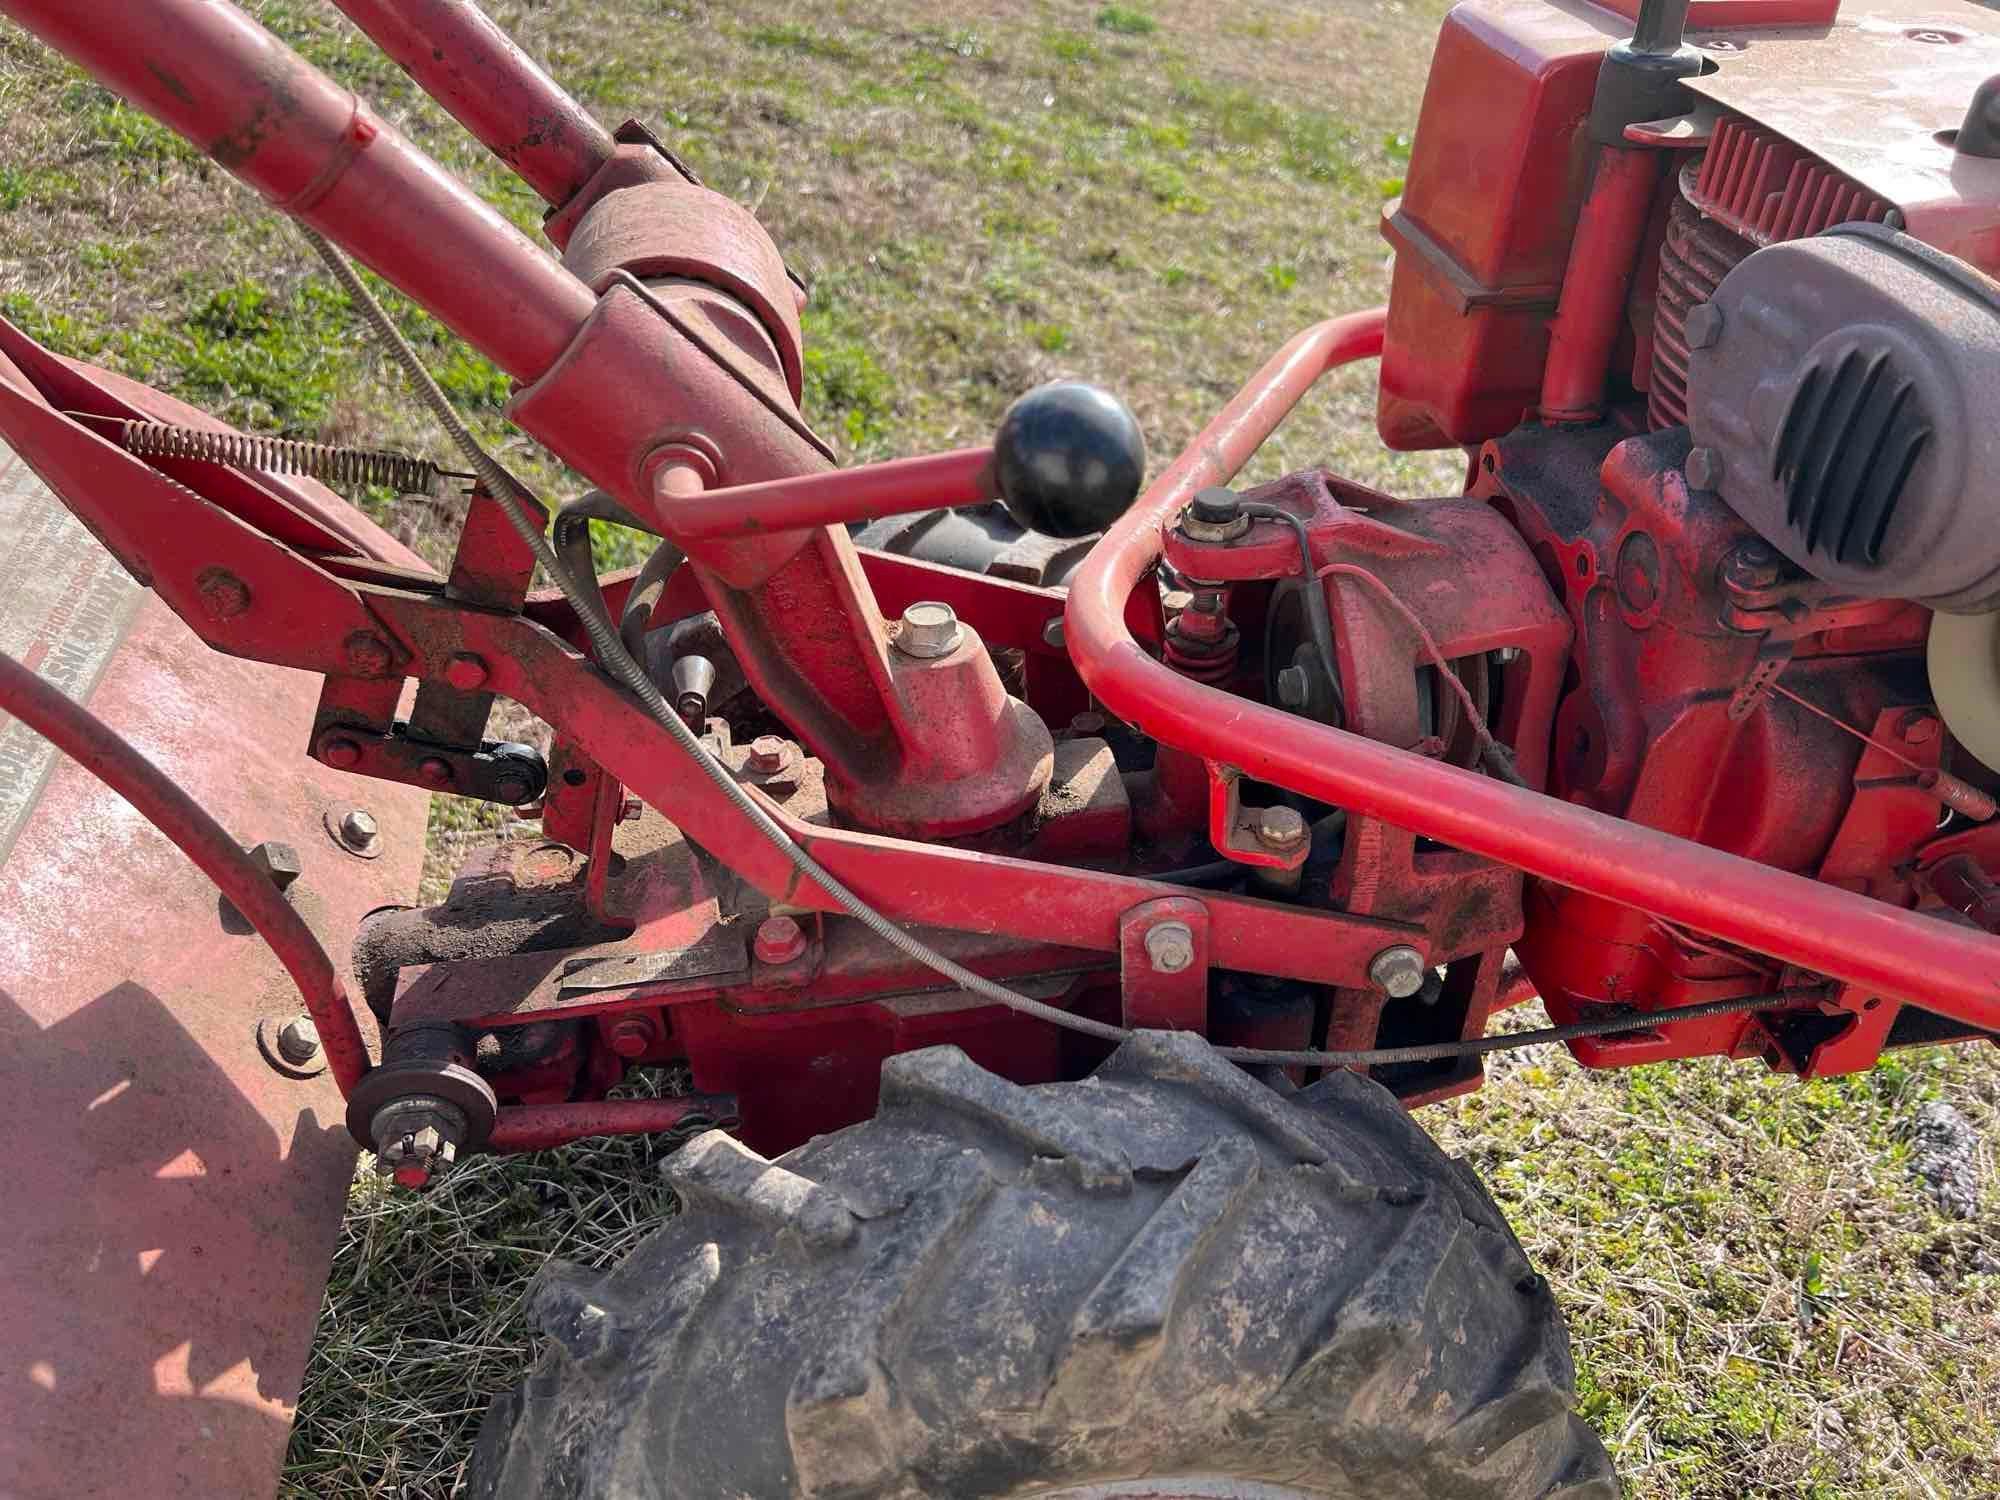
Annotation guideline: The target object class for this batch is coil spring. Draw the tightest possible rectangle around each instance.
[111,420,466,497]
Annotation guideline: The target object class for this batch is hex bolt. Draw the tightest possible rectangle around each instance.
[444,652,489,691]
[417,756,455,787]
[621,797,644,821]
[606,1013,657,1059]
[1144,919,1197,974]
[338,807,380,853]
[1684,301,1725,350]
[344,631,395,678]
[247,839,302,891]
[1276,664,1311,708]
[1368,944,1428,999]
[754,914,808,965]
[276,1015,322,1066]
[748,736,789,774]
[893,600,964,659]
[1253,805,1309,850]
[320,735,363,770]
[1900,710,1941,745]
[1685,447,1725,492]
[196,567,251,620]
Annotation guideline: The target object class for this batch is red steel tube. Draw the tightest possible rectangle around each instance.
[486,1094,738,1152]
[662,446,996,541]
[324,0,617,209]
[0,0,596,383]
[1539,144,1664,422]
[0,650,372,1095]
[1063,309,2000,1026]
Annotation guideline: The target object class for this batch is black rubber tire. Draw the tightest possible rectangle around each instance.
[468,1033,1615,1499]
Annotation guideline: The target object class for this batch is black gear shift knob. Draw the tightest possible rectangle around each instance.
[991,380,1146,539]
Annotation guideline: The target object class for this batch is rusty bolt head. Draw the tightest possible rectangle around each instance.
[748,736,790,774]
[621,797,644,822]
[338,807,380,852]
[276,1015,322,1066]
[444,652,489,692]
[1253,805,1310,850]
[894,600,964,659]
[1900,710,1941,745]
[320,735,363,770]
[1685,447,1725,492]
[417,756,455,788]
[248,839,303,891]
[1368,944,1427,999]
[754,914,808,965]
[343,631,395,678]
[195,567,251,620]
[1143,920,1197,974]
[606,1013,657,1058]
[1684,301,1725,350]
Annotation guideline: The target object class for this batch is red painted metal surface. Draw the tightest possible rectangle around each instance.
[1540,144,1666,423]
[1683,0,2000,273]
[1062,311,2000,1031]
[0,428,427,1498]
[1376,0,1619,448]
[0,651,372,1094]
[324,0,618,208]
[3,0,1997,1216]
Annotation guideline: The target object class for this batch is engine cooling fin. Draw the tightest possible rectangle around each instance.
[1688,115,1894,245]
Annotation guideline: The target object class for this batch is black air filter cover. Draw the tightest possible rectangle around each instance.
[1687,224,2000,613]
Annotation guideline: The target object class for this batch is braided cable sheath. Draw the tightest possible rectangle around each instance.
[302,224,1814,1072]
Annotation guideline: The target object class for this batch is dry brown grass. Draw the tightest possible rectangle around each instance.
[3,1,1998,1495]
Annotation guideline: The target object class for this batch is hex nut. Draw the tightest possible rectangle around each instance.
[1276,664,1311,708]
[894,601,964,659]
[748,736,790,774]
[1367,944,1427,999]
[754,914,808,965]
[1684,301,1725,350]
[248,840,303,891]
[1144,920,1197,974]
[276,1015,322,1066]
[1685,447,1725,492]
[1253,805,1309,850]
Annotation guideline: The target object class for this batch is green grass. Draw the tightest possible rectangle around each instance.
[3,1,1996,1496]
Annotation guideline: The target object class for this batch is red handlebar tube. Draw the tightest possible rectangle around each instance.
[0,0,596,385]
[324,0,619,209]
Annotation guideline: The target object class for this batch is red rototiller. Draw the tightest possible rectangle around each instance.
[3,0,1998,1493]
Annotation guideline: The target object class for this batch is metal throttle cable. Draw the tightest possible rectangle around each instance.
[303,225,1805,1072]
